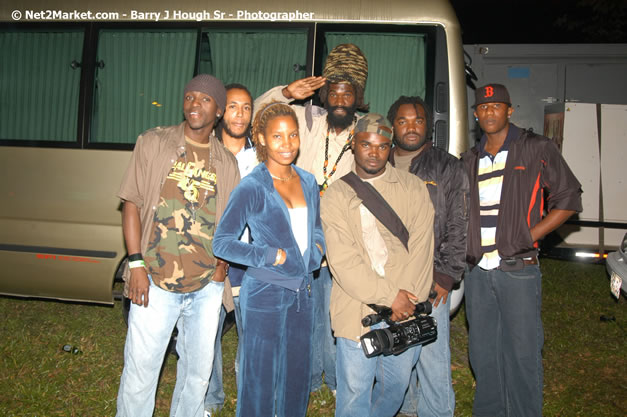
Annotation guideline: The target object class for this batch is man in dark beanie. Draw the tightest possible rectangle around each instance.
[254,42,369,396]
[116,74,239,417]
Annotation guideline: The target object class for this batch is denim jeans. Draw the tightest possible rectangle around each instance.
[400,295,455,417]
[335,335,422,417]
[236,275,314,417]
[204,295,242,413]
[465,264,544,417]
[311,266,336,391]
[116,278,224,417]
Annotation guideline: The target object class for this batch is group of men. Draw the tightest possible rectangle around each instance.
[115,42,582,417]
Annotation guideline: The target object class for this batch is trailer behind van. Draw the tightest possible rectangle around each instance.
[464,43,627,261]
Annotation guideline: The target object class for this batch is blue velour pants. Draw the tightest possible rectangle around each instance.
[311,266,337,391]
[236,275,314,417]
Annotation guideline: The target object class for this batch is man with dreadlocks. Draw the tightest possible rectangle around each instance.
[254,43,369,395]
[387,96,469,417]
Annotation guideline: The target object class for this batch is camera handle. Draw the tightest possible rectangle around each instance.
[362,301,432,327]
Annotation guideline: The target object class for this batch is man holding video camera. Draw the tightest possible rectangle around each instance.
[321,114,435,417]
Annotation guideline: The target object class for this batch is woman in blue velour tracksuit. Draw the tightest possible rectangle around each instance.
[212,102,325,417]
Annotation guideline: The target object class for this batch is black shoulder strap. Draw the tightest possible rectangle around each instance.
[340,172,409,251]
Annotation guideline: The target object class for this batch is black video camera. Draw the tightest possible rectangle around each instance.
[360,302,437,358]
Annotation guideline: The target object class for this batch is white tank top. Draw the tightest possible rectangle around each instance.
[288,207,308,256]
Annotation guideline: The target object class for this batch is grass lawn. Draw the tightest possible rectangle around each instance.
[0,259,625,416]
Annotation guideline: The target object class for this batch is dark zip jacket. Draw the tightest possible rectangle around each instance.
[461,124,583,267]
[390,143,469,291]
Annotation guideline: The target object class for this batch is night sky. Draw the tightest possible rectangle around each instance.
[450,0,627,43]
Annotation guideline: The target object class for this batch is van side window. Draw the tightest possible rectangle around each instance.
[0,30,84,142]
[323,32,426,115]
[90,30,197,145]
[200,29,309,98]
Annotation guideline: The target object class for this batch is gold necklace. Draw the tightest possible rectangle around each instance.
[269,167,295,182]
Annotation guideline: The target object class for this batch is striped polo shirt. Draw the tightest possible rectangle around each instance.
[477,125,516,270]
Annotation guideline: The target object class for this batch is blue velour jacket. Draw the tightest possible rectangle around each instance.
[213,163,326,291]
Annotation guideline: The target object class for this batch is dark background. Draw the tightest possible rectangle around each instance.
[450,0,627,43]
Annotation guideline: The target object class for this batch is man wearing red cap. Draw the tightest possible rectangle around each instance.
[462,83,582,417]
[116,74,240,417]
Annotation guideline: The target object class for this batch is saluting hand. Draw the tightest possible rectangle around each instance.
[283,76,326,100]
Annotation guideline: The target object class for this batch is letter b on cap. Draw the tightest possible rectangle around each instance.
[484,86,494,98]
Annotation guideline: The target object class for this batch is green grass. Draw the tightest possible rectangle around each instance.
[0,259,625,416]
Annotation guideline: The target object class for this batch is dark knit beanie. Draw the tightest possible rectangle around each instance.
[183,74,227,112]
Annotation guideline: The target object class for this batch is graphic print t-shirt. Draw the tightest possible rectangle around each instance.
[145,137,218,293]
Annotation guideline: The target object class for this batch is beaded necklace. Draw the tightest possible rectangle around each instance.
[320,122,355,196]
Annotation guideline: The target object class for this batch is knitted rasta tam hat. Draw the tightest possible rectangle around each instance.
[322,43,368,92]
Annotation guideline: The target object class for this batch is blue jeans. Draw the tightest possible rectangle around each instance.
[237,275,314,417]
[116,279,224,417]
[204,295,242,413]
[311,266,336,391]
[465,264,544,417]
[335,335,422,417]
[400,295,455,417]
